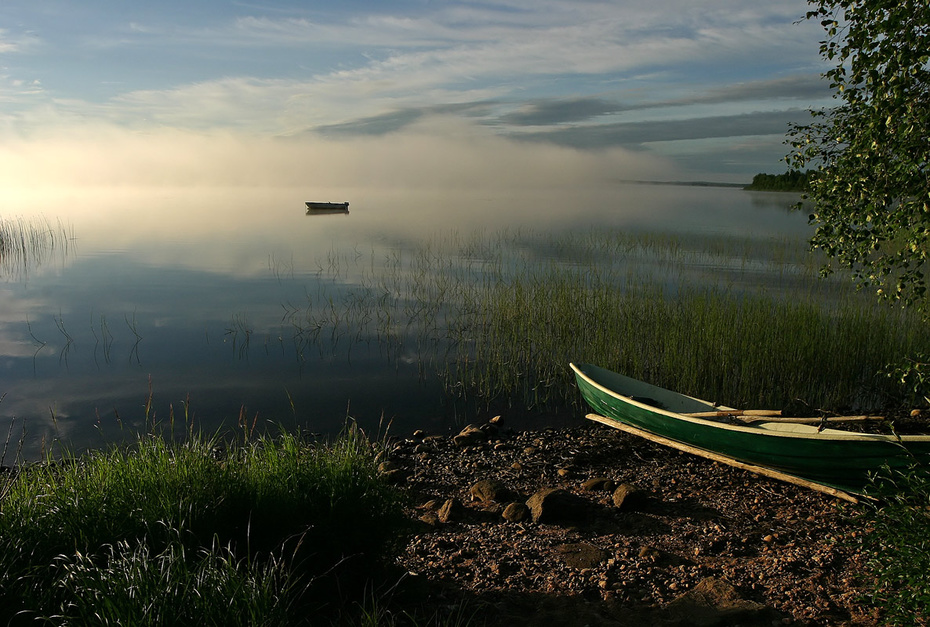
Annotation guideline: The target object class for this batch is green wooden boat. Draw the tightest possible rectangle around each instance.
[571,363,930,494]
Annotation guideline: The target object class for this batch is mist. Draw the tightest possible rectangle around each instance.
[0,117,673,190]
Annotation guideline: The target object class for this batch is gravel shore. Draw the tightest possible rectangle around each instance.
[381,417,880,626]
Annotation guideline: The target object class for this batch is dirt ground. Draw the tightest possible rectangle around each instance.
[381,417,883,626]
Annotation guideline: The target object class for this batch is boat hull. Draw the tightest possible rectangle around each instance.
[571,363,930,492]
[305,201,349,211]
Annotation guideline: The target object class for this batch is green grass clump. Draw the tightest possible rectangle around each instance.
[0,427,406,625]
[859,470,930,626]
[46,531,290,626]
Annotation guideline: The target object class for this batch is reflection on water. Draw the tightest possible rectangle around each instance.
[0,184,813,459]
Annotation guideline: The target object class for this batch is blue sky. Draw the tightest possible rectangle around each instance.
[0,0,831,184]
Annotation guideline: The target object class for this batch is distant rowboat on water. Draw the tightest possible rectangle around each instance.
[306,201,349,212]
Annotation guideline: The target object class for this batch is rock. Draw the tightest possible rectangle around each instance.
[437,498,465,523]
[556,543,607,569]
[382,470,408,484]
[525,488,583,524]
[612,482,646,510]
[662,577,772,627]
[377,460,408,484]
[378,460,399,473]
[470,479,513,504]
[582,477,616,492]
[502,502,529,522]
[638,545,660,560]
[478,422,499,438]
[481,502,503,516]
[413,443,434,455]
[418,511,440,527]
[453,424,486,447]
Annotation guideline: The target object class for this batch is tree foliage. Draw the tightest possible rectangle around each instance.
[745,170,812,192]
[787,0,930,312]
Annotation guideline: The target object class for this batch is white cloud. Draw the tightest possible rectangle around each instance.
[112,77,300,130]
[0,29,20,53]
[0,26,42,54]
[0,76,46,108]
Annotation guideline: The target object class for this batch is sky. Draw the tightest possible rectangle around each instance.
[0,0,833,186]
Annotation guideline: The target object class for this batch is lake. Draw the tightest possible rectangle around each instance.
[0,184,809,459]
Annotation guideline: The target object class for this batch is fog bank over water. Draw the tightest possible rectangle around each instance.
[0,117,674,190]
[0,118,801,286]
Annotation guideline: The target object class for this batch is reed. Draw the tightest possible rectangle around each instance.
[445,274,927,412]
[288,227,930,414]
[0,215,72,280]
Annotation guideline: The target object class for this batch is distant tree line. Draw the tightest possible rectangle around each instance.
[744,170,812,192]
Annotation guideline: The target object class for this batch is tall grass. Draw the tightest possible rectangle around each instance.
[277,227,930,414]
[445,270,928,412]
[0,426,406,625]
[430,230,930,413]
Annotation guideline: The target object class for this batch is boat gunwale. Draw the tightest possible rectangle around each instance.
[570,362,930,444]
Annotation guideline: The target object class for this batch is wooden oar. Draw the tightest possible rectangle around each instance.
[739,415,885,425]
[686,410,782,418]
[685,410,885,424]
[585,413,862,503]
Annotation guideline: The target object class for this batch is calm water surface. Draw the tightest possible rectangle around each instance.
[0,184,807,458]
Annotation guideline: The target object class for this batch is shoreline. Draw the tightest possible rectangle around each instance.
[384,417,877,626]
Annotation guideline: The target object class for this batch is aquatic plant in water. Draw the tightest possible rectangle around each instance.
[286,227,930,414]
[0,215,72,281]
